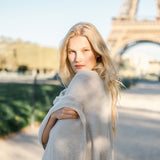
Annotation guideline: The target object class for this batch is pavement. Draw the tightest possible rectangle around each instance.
[0,126,43,160]
[0,80,160,160]
[114,80,160,160]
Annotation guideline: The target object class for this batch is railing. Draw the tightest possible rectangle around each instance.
[136,16,158,21]
[113,16,160,21]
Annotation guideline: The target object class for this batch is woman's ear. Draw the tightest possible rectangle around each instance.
[96,56,102,62]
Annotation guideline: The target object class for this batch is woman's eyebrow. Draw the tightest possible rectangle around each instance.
[82,46,90,49]
[68,46,90,50]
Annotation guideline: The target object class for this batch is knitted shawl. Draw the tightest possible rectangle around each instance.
[38,70,114,160]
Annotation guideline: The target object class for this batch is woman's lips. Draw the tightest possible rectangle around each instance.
[75,65,85,69]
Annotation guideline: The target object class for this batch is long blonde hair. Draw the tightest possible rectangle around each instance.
[59,22,120,136]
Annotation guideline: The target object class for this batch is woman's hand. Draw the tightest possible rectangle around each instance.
[51,107,79,120]
[42,107,79,147]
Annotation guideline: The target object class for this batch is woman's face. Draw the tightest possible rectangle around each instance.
[67,36,97,73]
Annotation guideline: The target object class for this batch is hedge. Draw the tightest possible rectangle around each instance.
[0,83,64,137]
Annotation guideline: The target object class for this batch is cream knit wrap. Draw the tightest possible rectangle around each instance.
[38,70,114,160]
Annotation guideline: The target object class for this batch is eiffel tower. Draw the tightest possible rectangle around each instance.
[107,0,160,56]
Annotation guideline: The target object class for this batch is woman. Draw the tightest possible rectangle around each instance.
[38,22,120,160]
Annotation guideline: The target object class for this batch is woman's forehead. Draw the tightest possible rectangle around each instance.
[68,36,91,50]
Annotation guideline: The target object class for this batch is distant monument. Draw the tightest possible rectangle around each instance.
[107,0,160,56]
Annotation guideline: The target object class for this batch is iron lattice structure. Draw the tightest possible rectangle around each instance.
[107,0,160,56]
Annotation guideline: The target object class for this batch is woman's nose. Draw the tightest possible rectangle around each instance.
[75,51,83,62]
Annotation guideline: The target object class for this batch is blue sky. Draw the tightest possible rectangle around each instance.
[0,0,158,47]
[0,0,160,61]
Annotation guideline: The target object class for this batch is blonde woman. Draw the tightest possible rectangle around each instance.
[38,22,120,160]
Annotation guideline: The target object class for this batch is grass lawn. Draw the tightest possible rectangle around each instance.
[0,83,64,137]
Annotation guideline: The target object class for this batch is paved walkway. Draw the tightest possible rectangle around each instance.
[0,80,160,160]
[0,126,43,160]
[114,80,160,160]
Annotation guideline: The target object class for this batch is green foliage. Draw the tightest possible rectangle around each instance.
[0,83,64,137]
[149,73,158,77]
[18,65,28,73]
[119,59,135,71]
[0,37,59,71]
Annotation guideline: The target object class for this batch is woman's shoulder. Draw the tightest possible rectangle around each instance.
[53,88,68,104]
[68,69,103,91]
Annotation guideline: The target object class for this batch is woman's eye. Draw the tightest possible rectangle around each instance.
[68,50,75,54]
[84,49,89,52]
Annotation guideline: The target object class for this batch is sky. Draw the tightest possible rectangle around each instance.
[123,42,160,61]
[0,0,160,60]
[0,0,158,47]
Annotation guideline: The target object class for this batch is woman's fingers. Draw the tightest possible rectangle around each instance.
[62,107,79,116]
[63,107,77,111]
[62,114,79,119]
[56,107,79,120]
[58,113,79,119]
[65,110,79,115]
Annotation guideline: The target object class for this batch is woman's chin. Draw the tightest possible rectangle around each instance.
[75,68,92,73]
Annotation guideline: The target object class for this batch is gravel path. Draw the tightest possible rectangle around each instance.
[0,80,160,160]
[0,126,43,160]
[114,81,160,160]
